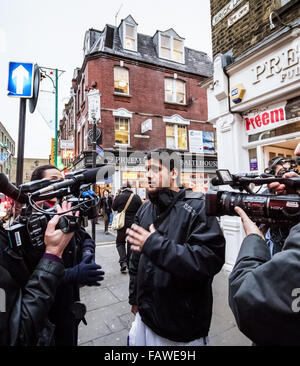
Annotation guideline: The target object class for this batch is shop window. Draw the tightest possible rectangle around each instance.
[248,121,300,143]
[164,78,186,104]
[181,172,212,193]
[249,148,258,171]
[115,117,130,145]
[114,67,129,94]
[166,124,187,149]
[160,34,184,63]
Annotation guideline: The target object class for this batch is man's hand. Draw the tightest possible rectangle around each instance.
[44,201,79,258]
[126,224,156,253]
[234,206,265,240]
[268,171,300,194]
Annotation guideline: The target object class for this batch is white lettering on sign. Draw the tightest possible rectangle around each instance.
[244,102,287,135]
[252,45,300,84]
[228,2,249,28]
[212,0,244,26]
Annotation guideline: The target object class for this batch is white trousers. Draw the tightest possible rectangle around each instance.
[128,313,209,346]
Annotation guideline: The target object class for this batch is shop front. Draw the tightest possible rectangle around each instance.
[207,25,300,270]
[72,149,218,198]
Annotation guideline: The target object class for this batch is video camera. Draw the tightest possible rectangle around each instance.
[206,169,300,225]
[0,165,114,252]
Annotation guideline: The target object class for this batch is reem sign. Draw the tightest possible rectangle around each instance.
[244,103,287,135]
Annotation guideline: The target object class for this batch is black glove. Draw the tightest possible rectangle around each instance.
[63,253,105,286]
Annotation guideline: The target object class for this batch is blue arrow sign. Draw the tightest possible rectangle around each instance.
[7,62,34,98]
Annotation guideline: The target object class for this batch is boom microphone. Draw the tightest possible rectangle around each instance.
[32,165,115,197]
[0,173,28,203]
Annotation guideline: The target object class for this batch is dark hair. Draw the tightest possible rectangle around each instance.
[146,148,181,172]
[31,164,60,181]
[121,183,131,190]
[146,148,181,184]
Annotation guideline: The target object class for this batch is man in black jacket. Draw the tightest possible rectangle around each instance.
[100,190,113,234]
[229,144,300,345]
[29,165,104,346]
[0,201,77,346]
[126,149,225,346]
[112,184,142,273]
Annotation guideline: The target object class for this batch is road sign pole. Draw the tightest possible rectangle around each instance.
[16,98,26,186]
[92,113,97,242]
[55,68,58,166]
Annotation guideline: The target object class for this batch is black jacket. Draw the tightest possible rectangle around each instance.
[100,196,113,215]
[48,229,95,346]
[229,224,300,346]
[0,230,65,346]
[129,189,225,342]
[112,189,143,244]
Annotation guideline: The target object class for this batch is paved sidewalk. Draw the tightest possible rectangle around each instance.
[79,225,251,346]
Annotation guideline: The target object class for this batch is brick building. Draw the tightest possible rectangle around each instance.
[204,0,300,269]
[59,15,217,195]
[0,121,15,181]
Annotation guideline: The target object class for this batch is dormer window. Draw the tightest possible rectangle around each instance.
[158,30,184,63]
[119,15,138,52]
[125,24,136,51]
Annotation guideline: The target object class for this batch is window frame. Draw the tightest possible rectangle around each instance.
[114,117,130,146]
[114,66,130,95]
[165,123,187,150]
[159,33,184,63]
[124,23,137,52]
[164,78,186,105]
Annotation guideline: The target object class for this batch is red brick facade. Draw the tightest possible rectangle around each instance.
[73,54,212,155]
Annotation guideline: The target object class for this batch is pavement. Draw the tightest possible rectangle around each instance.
[79,220,251,346]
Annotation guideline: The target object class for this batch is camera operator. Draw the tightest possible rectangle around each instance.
[28,165,105,346]
[228,145,300,345]
[262,157,299,256]
[0,201,77,346]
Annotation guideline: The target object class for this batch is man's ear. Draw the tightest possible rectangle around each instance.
[171,168,179,184]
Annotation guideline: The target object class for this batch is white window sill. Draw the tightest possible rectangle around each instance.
[114,144,132,148]
[164,101,187,106]
[114,92,132,97]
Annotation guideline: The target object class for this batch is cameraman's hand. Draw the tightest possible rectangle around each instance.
[235,206,265,240]
[44,201,79,259]
[64,253,105,286]
[268,171,300,194]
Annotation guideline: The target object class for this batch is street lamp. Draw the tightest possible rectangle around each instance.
[39,66,65,166]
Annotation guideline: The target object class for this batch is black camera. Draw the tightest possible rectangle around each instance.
[206,169,300,225]
[0,165,114,252]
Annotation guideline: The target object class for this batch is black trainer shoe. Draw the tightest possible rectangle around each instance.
[120,264,127,273]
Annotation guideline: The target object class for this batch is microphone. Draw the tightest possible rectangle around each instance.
[0,173,28,203]
[32,165,115,197]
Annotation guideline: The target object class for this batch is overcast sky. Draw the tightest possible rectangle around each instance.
[0,0,212,158]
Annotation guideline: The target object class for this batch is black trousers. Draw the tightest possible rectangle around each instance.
[116,242,131,266]
[104,216,109,232]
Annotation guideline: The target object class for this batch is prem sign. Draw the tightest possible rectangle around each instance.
[244,102,288,135]
[252,44,300,85]
[212,0,244,26]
